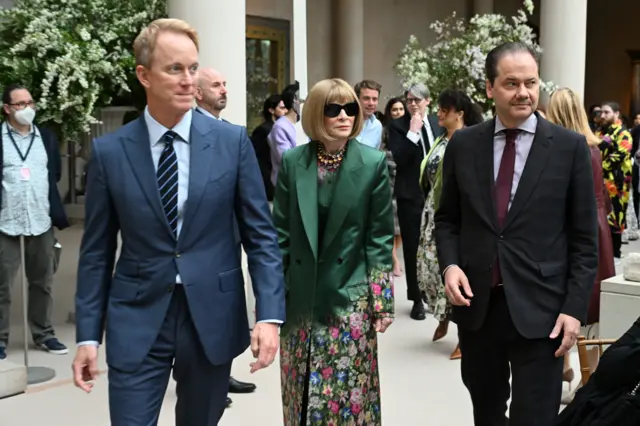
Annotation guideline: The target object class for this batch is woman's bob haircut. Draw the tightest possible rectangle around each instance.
[302,78,364,142]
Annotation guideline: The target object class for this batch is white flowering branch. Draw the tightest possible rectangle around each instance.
[396,0,556,113]
[0,0,166,142]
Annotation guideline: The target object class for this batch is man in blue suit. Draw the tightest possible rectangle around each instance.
[72,18,285,426]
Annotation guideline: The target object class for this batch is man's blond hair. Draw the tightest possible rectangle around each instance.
[133,18,199,68]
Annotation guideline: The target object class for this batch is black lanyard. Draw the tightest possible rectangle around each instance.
[6,127,36,163]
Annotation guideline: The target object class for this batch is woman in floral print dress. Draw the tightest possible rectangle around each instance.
[596,102,633,259]
[272,78,395,426]
[416,89,483,360]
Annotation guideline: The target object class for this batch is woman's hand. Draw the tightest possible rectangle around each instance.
[375,317,394,333]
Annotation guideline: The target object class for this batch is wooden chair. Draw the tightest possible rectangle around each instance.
[577,335,617,386]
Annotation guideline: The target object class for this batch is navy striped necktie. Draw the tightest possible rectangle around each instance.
[157,130,179,236]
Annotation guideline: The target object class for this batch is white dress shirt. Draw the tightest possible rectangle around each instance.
[405,116,436,157]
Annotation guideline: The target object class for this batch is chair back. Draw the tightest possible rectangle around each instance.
[577,335,617,386]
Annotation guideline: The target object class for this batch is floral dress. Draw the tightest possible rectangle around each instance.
[416,136,449,322]
[597,124,633,234]
[279,153,394,426]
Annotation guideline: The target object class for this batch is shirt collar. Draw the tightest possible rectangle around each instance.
[4,121,38,137]
[494,113,538,135]
[144,106,192,146]
[196,106,221,120]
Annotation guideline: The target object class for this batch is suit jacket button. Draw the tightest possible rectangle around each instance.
[175,251,181,258]
[337,258,343,264]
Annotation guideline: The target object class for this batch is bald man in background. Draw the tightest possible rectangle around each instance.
[195,67,259,401]
[195,67,228,120]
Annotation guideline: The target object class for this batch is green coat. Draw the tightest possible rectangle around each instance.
[273,139,395,425]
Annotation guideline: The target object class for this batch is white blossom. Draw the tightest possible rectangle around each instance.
[395,2,554,113]
[0,0,167,141]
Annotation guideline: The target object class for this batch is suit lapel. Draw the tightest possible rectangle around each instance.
[121,117,174,237]
[321,140,363,253]
[178,114,217,244]
[295,143,319,259]
[475,119,499,231]
[502,118,553,230]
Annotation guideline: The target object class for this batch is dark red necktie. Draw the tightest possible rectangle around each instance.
[492,129,519,286]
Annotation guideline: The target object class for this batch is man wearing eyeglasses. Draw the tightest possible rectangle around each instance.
[387,83,443,321]
[0,84,69,360]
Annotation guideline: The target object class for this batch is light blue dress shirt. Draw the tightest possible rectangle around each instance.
[356,114,383,149]
[145,107,192,286]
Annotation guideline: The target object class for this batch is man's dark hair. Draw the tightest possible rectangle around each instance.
[485,42,540,85]
[354,80,381,97]
[1,83,27,117]
[281,81,299,110]
[603,101,621,113]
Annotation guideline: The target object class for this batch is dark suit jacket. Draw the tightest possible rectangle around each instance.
[75,112,285,372]
[387,113,443,202]
[250,121,275,200]
[434,115,598,338]
[0,124,69,230]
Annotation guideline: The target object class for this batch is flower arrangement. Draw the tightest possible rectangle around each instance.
[396,0,556,113]
[0,0,166,142]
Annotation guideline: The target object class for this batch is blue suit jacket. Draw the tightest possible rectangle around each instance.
[75,112,285,372]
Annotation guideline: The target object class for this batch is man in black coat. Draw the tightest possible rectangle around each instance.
[435,43,598,425]
[387,83,442,320]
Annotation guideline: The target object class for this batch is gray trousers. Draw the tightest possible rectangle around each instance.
[0,227,55,347]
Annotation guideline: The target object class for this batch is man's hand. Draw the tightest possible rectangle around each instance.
[444,265,473,307]
[72,345,99,393]
[375,317,393,333]
[550,313,581,357]
[250,322,280,373]
[409,112,424,133]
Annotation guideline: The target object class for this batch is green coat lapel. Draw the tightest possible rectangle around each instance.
[295,142,319,259]
[321,139,364,253]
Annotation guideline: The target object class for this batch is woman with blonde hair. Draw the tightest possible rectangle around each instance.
[547,87,616,398]
[273,78,395,425]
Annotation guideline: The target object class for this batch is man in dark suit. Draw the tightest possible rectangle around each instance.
[72,19,285,426]
[435,42,598,426]
[388,83,442,320]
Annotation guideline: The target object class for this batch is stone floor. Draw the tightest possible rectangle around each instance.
[0,230,637,425]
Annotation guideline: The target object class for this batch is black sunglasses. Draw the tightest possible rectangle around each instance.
[324,102,359,118]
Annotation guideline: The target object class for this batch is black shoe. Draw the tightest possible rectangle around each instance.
[229,376,256,393]
[410,302,426,320]
[0,346,5,360]
[39,338,68,355]
[225,397,232,408]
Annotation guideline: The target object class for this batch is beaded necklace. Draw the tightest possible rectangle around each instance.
[317,142,347,173]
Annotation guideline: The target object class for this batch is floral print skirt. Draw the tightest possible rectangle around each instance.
[280,305,383,425]
[417,192,451,322]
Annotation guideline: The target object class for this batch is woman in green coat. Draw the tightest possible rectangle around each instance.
[272,78,395,426]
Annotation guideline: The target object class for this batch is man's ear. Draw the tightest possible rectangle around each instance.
[136,65,151,90]
[486,79,494,99]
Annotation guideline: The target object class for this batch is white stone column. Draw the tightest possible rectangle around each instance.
[293,0,308,99]
[169,0,255,327]
[540,0,588,99]
[333,0,363,85]
[168,0,247,126]
[473,0,494,15]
